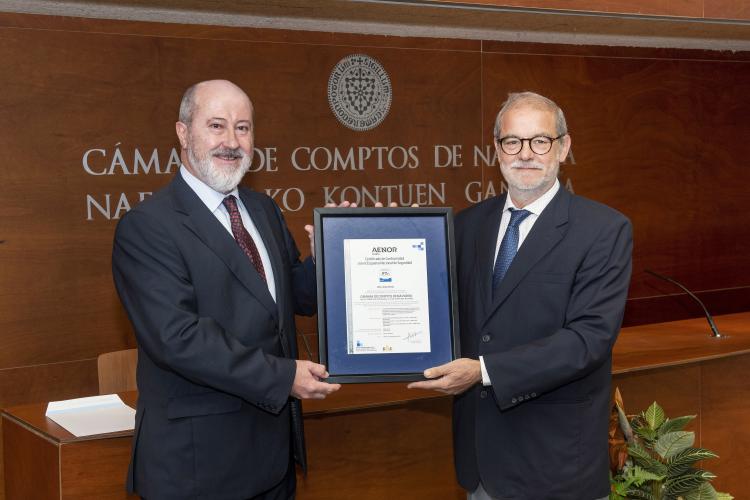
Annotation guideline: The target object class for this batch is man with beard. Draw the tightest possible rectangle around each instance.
[112,79,341,499]
[409,92,632,500]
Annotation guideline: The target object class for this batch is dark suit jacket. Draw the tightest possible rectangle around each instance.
[112,173,316,499]
[453,187,632,500]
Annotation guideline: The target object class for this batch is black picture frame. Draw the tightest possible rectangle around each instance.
[314,207,460,383]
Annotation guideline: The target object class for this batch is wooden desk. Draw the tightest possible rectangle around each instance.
[612,312,750,496]
[2,387,460,499]
[1,392,139,499]
[298,385,461,499]
[3,313,749,498]
[613,311,750,374]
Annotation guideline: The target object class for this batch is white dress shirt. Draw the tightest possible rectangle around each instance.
[180,166,277,302]
[480,179,561,385]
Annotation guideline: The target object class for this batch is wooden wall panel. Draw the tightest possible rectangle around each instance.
[429,0,750,22]
[613,356,750,496]
[482,40,750,61]
[0,15,747,403]
[0,10,749,497]
[481,47,750,322]
[60,437,135,498]
[0,359,98,408]
[430,0,703,17]
[0,420,3,500]
[2,416,60,500]
[622,285,750,327]
[705,0,750,20]
[300,398,462,499]
[0,12,483,394]
[612,364,702,438]
[700,355,750,493]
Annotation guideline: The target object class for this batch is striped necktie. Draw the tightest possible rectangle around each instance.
[492,208,531,297]
[222,195,267,283]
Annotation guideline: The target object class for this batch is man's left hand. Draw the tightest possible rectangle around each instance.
[407,358,482,395]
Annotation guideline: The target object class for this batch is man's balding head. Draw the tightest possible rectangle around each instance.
[179,79,252,126]
[175,80,255,194]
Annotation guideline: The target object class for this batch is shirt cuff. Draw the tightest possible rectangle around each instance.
[479,356,491,386]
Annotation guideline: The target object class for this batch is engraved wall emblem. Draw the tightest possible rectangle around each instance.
[327,54,392,131]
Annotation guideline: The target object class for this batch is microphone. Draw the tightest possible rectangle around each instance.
[645,269,724,338]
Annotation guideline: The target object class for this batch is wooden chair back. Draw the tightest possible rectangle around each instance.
[97,348,138,394]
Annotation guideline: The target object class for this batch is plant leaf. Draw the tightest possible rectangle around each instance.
[665,469,716,495]
[655,431,695,459]
[626,488,656,500]
[668,447,719,476]
[612,480,629,495]
[644,402,666,430]
[716,493,734,500]
[628,442,669,476]
[634,425,658,442]
[629,465,664,485]
[683,481,718,500]
[627,442,653,464]
[659,415,696,435]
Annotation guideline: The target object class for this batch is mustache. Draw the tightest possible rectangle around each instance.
[508,160,545,170]
[211,147,246,160]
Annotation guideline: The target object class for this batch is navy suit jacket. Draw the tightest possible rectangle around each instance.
[453,187,632,500]
[112,173,316,499]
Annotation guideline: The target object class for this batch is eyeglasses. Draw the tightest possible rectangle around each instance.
[495,135,565,155]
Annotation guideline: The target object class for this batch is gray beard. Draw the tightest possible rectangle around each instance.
[188,146,251,194]
[502,159,557,188]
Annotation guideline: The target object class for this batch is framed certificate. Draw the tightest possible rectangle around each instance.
[314,207,460,383]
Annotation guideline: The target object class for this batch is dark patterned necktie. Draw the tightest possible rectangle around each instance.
[492,208,532,297]
[222,196,267,283]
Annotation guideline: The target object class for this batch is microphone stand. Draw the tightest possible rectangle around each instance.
[645,269,724,338]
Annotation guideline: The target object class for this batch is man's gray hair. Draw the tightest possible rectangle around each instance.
[178,83,200,125]
[493,92,568,139]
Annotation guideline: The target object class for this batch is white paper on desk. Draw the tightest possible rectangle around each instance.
[45,394,135,437]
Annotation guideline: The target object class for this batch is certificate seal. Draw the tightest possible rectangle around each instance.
[327,54,392,131]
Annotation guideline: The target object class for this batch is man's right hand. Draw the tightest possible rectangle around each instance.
[291,360,341,399]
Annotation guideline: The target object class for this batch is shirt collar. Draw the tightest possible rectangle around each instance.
[180,165,240,213]
[503,179,560,216]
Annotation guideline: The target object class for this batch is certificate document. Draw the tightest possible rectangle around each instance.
[343,238,431,354]
[315,207,459,382]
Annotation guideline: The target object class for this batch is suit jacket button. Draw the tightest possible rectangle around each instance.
[481,334,491,342]
[511,397,517,404]
[531,392,537,398]
[480,390,488,399]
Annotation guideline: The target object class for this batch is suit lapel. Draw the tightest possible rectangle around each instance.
[238,189,288,349]
[168,175,279,321]
[484,188,570,324]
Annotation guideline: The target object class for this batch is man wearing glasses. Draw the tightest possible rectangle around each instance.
[410,92,632,499]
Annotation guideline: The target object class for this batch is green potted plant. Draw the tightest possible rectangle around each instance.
[609,388,733,500]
